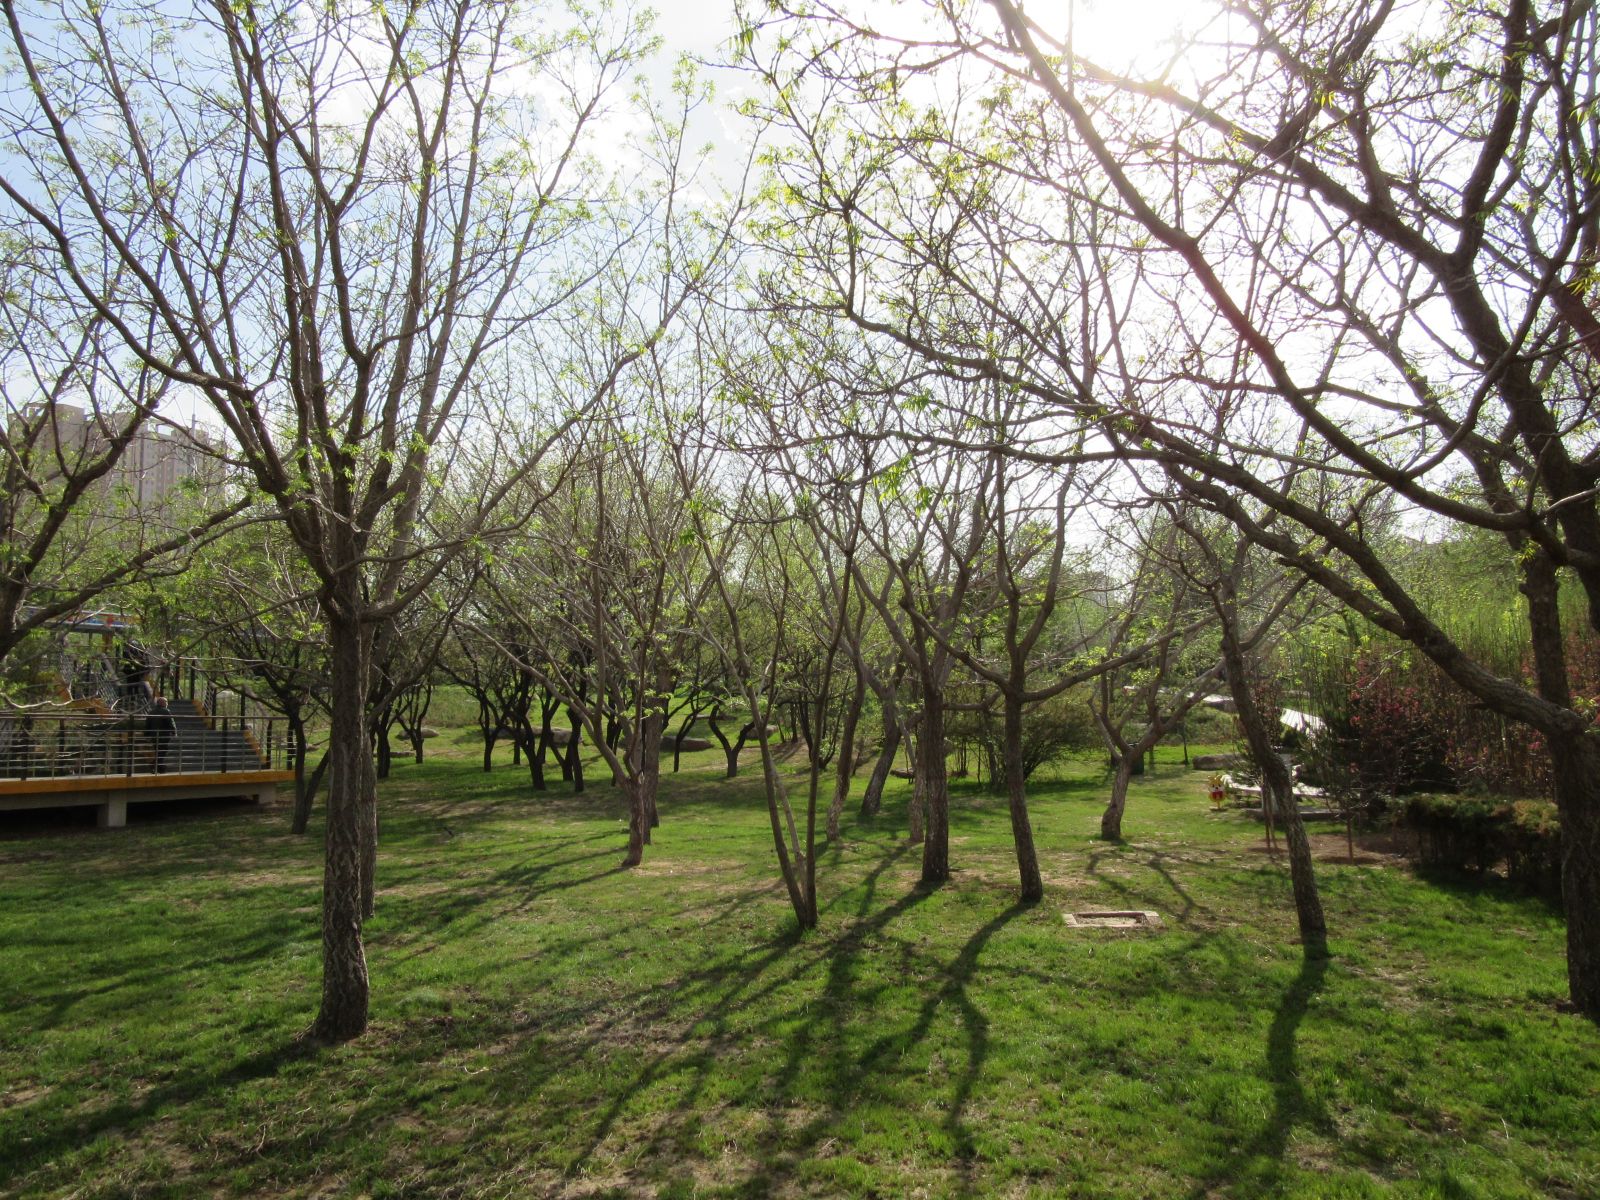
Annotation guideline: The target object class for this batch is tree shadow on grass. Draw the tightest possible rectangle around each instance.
[1407,862,1564,916]
[20,928,304,1033]
[496,853,631,907]
[1143,850,1210,924]
[5,778,1008,1194]
[374,849,664,964]
[1085,845,1216,926]
[0,1036,319,1180]
[819,901,1027,1197]
[1188,954,1333,1199]
[548,839,937,1179]
[544,845,1029,1198]
[0,822,1340,1200]
[0,764,1365,1198]
[2,831,672,1188]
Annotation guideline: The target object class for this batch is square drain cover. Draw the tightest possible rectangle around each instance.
[1063,910,1163,929]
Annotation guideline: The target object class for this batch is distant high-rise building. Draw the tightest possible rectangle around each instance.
[14,401,223,509]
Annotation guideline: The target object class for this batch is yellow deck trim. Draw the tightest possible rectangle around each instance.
[0,769,293,796]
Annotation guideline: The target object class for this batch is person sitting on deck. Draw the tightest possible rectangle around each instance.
[144,697,177,773]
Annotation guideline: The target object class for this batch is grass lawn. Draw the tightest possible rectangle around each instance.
[0,733,1596,1199]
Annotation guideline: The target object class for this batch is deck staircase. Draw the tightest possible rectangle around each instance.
[166,698,268,773]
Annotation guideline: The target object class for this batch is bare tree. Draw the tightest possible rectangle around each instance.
[856,658,907,819]
[370,600,454,779]
[841,435,990,885]
[735,0,1600,1014]
[480,421,714,868]
[1087,516,1223,842]
[2,0,699,1038]
[1170,513,1330,959]
[439,625,526,774]
[673,454,824,928]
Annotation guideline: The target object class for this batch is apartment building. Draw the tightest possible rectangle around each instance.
[13,400,223,508]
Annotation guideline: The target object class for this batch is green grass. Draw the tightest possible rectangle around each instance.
[1,736,1596,1199]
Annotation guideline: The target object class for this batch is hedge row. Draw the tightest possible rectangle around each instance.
[1396,793,1561,899]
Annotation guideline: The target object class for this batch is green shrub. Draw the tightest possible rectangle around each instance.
[1167,705,1232,747]
[946,686,1099,790]
[1397,793,1561,899]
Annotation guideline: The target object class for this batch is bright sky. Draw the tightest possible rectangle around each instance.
[52,0,1209,437]
[639,0,1206,184]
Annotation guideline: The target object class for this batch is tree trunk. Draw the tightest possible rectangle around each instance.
[531,694,558,790]
[804,731,820,928]
[1101,718,1165,841]
[860,716,899,817]
[620,776,646,867]
[359,718,378,922]
[1262,739,1328,960]
[1523,551,1600,1014]
[708,713,730,776]
[314,617,371,1042]
[374,711,392,780]
[527,725,545,790]
[918,693,949,882]
[1101,754,1135,842]
[292,750,329,837]
[708,713,752,778]
[1222,622,1328,960]
[672,709,697,773]
[707,713,731,777]
[1551,733,1600,1014]
[752,723,814,929]
[641,711,664,835]
[558,709,574,781]
[908,755,926,845]
[478,696,497,772]
[829,670,867,839]
[567,709,585,793]
[795,700,815,768]
[288,712,310,834]
[513,712,541,791]
[1003,697,1044,902]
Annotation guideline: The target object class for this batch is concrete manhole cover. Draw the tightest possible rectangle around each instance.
[1063,910,1163,929]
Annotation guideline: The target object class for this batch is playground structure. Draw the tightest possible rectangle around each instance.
[0,613,297,827]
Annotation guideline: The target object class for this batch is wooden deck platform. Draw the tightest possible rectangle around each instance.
[0,769,293,826]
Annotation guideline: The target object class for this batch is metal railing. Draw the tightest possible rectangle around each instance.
[51,649,254,718]
[0,712,300,782]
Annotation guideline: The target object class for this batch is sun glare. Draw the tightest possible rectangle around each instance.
[1061,0,1215,74]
